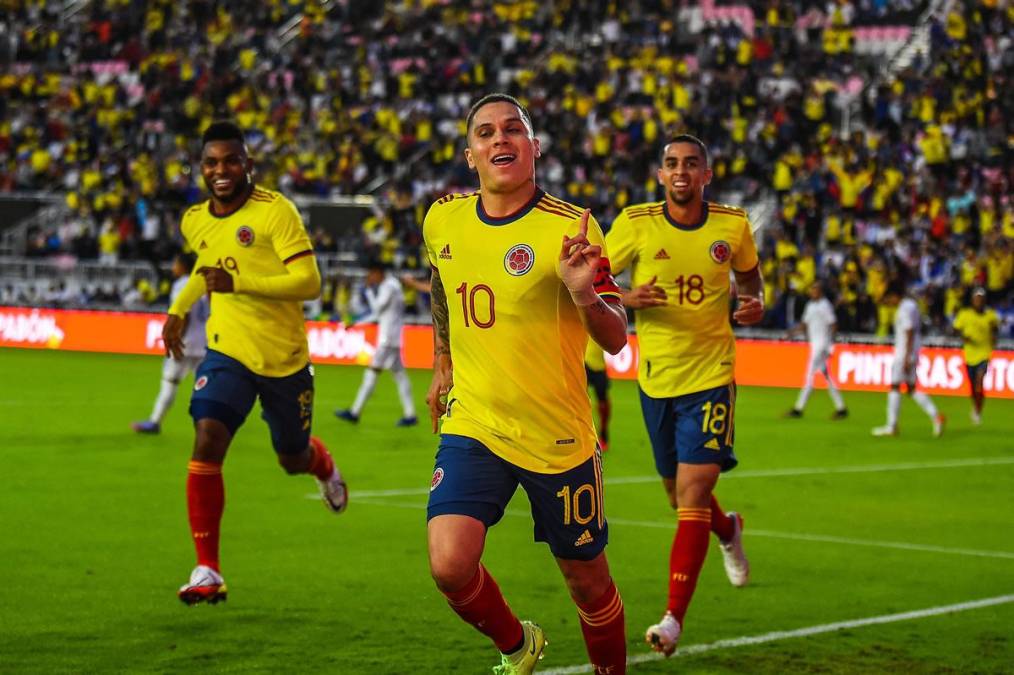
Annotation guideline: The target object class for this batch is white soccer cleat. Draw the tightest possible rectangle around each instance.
[932,413,946,438]
[645,612,681,657]
[971,410,982,426]
[178,565,227,605]
[719,512,750,587]
[871,425,898,437]
[318,468,348,514]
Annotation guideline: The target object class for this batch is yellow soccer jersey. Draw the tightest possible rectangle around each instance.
[953,307,998,365]
[584,340,607,371]
[607,200,759,398]
[179,187,315,377]
[424,188,622,473]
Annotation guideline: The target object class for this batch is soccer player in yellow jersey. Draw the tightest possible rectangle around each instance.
[953,287,999,425]
[605,135,764,657]
[161,121,348,606]
[424,94,629,674]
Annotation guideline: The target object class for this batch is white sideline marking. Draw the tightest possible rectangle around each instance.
[343,499,1014,561]
[316,456,1014,500]
[540,594,1014,674]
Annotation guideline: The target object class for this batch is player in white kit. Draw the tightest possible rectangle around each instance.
[872,283,945,437]
[335,260,418,426]
[132,253,209,434]
[785,283,848,419]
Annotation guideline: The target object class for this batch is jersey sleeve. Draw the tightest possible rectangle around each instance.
[953,310,967,333]
[732,217,760,273]
[271,197,315,264]
[585,214,622,303]
[423,202,440,268]
[603,209,638,276]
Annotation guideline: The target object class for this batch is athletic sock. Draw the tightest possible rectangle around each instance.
[442,564,523,653]
[150,378,178,424]
[575,580,626,674]
[597,399,611,443]
[392,368,416,417]
[307,436,335,481]
[667,507,711,623]
[709,494,735,541]
[887,390,901,428]
[351,369,378,416]
[912,391,938,418]
[186,460,224,572]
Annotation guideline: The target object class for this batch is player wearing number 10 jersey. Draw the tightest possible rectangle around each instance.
[606,134,764,657]
[423,93,629,674]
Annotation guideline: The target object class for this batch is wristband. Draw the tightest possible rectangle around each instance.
[569,287,599,306]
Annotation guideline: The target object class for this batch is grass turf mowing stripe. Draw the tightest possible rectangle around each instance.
[539,594,1014,674]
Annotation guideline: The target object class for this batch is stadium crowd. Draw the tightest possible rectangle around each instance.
[0,0,1011,335]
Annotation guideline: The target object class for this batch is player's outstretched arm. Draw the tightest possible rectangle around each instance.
[560,209,627,354]
[426,266,453,434]
[202,254,322,301]
[732,265,765,326]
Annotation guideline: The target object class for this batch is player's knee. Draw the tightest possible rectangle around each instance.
[429,554,474,593]
[192,420,231,462]
[277,453,307,475]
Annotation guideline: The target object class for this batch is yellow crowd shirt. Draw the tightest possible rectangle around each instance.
[584,339,607,372]
[424,188,622,473]
[606,201,759,398]
[174,187,316,377]
[953,307,999,365]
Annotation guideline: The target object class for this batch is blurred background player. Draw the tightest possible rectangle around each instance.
[872,284,946,437]
[784,283,848,419]
[132,253,209,434]
[606,135,760,657]
[424,93,628,675]
[162,120,347,606]
[335,260,417,426]
[953,287,999,425]
[584,342,611,452]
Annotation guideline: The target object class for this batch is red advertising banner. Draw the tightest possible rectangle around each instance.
[2,306,1012,399]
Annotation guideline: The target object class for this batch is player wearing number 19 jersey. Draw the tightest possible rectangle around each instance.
[606,135,763,657]
[424,94,629,675]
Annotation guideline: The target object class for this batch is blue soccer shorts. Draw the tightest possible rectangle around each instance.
[426,434,608,561]
[189,350,314,455]
[639,383,738,478]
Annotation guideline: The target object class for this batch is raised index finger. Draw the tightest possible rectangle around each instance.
[578,209,590,238]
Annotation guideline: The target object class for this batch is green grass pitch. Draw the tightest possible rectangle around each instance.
[1,348,1012,673]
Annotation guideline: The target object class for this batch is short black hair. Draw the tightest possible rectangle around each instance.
[202,120,246,148]
[176,252,197,273]
[885,280,906,298]
[466,93,533,136]
[662,134,710,167]
[366,259,388,273]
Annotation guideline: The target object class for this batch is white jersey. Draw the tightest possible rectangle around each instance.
[361,274,404,348]
[172,276,209,359]
[893,297,922,360]
[801,297,836,352]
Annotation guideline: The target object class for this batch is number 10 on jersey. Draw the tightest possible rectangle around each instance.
[456,282,496,328]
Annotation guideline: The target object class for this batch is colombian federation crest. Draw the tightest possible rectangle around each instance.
[430,467,445,492]
[236,225,255,247]
[504,244,535,276]
[710,240,731,264]
[194,375,209,391]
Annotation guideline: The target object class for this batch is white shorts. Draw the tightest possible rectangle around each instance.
[371,345,403,370]
[162,355,203,383]
[890,356,917,387]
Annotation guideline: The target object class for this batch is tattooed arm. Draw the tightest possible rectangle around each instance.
[425,265,454,433]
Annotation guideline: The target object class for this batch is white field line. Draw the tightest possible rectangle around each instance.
[342,499,1014,561]
[318,456,1014,500]
[539,594,1014,674]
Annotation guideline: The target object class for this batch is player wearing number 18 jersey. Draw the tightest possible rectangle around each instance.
[606,135,764,657]
[424,93,629,674]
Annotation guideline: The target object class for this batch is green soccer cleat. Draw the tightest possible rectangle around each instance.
[493,621,546,674]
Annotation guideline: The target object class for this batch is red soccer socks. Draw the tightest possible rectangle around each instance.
[667,507,711,622]
[186,460,224,572]
[443,564,524,653]
[576,580,626,674]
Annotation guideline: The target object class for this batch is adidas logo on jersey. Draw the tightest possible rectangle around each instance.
[438,244,452,259]
[654,249,670,260]
[574,529,594,547]
[704,438,721,450]
[199,241,208,250]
